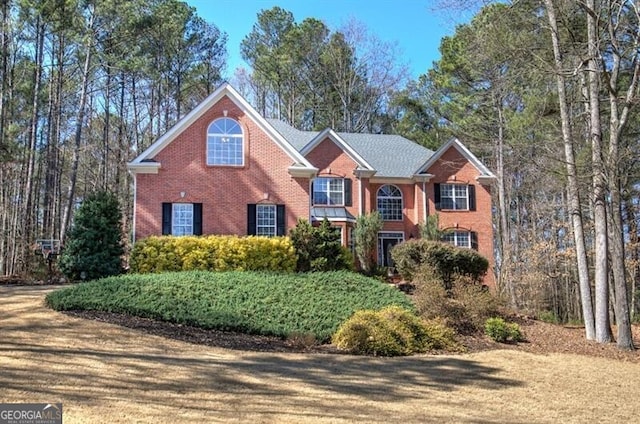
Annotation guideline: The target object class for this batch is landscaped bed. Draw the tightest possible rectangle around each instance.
[45,270,412,343]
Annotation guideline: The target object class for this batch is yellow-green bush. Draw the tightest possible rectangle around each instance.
[332,305,460,356]
[129,235,296,273]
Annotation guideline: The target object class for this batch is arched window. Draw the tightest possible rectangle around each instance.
[207,118,243,166]
[377,185,403,221]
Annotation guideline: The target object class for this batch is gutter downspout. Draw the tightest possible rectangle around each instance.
[132,173,137,243]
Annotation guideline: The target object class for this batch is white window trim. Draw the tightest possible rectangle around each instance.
[440,183,469,211]
[443,230,472,248]
[206,117,244,166]
[313,177,345,206]
[256,204,277,237]
[172,203,194,236]
[377,185,403,221]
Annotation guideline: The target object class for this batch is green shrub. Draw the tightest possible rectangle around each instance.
[45,270,412,342]
[332,305,459,356]
[129,235,296,273]
[413,272,504,334]
[537,310,560,324]
[391,239,488,286]
[354,212,383,275]
[58,191,124,281]
[484,317,524,343]
[290,219,353,272]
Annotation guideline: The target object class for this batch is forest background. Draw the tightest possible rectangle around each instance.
[1,0,639,348]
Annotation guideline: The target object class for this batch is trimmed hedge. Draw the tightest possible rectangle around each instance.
[45,270,413,342]
[129,235,297,273]
[390,239,489,285]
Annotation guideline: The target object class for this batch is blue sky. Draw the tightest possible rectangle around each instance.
[185,0,477,79]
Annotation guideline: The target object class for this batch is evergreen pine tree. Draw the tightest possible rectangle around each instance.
[58,191,124,281]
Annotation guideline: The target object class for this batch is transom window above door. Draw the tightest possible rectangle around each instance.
[207,117,243,166]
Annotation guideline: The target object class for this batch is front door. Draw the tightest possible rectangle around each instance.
[378,232,404,267]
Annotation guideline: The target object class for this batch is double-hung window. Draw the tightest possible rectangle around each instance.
[162,203,202,236]
[256,204,276,237]
[435,183,476,211]
[442,230,478,250]
[247,204,285,236]
[172,203,193,236]
[207,117,243,166]
[313,177,348,206]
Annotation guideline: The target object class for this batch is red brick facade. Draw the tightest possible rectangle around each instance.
[129,84,496,287]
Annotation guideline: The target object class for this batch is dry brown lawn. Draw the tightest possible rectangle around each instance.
[1,285,640,423]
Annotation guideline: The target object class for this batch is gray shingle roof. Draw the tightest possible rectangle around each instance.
[267,119,434,178]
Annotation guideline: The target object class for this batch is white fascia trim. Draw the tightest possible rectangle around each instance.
[127,162,160,174]
[288,165,319,178]
[412,173,434,182]
[414,138,496,179]
[477,175,497,184]
[369,176,415,185]
[300,129,375,171]
[129,83,314,169]
[311,216,357,224]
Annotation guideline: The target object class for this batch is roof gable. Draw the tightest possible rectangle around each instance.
[267,120,435,179]
[416,138,496,183]
[128,83,316,172]
[300,129,375,171]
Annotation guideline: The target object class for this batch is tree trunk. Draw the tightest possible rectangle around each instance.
[586,0,613,343]
[61,7,95,241]
[544,0,595,339]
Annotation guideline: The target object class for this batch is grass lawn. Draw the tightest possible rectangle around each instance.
[3,285,640,424]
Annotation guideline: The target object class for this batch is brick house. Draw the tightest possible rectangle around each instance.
[128,83,497,285]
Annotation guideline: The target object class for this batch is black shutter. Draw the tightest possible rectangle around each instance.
[310,181,315,205]
[247,204,257,235]
[434,183,441,210]
[471,231,478,250]
[344,178,352,206]
[468,185,476,211]
[162,203,172,235]
[276,204,286,236]
[193,203,203,235]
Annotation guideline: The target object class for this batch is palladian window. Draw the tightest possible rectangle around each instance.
[207,117,243,166]
[377,185,403,221]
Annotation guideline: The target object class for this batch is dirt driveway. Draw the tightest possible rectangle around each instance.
[1,285,639,423]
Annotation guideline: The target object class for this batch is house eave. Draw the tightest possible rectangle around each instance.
[353,168,377,178]
[412,173,434,183]
[369,176,415,184]
[127,162,160,174]
[476,175,497,185]
[288,165,318,178]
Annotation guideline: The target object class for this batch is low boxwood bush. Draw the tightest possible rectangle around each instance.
[391,239,488,286]
[129,235,296,273]
[484,317,524,343]
[332,305,459,356]
[45,270,412,342]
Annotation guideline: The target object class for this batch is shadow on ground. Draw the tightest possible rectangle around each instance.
[0,285,524,423]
